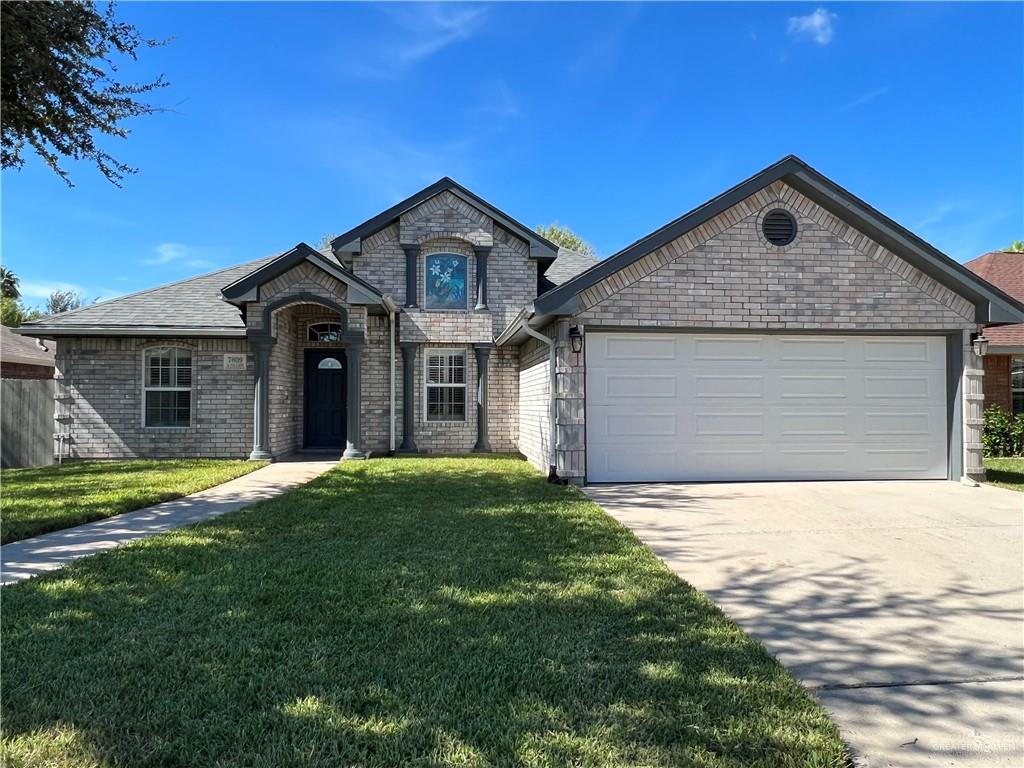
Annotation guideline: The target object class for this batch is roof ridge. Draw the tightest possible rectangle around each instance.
[20,253,281,326]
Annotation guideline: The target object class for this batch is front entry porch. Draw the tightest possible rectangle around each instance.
[247,296,368,462]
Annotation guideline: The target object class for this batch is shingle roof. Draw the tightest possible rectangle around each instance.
[17,255,279,335]
[543,247,599,287]
[0,325,55,366]
[965,251,1024,347]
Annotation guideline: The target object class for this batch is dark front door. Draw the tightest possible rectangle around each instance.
[304,349,346,448]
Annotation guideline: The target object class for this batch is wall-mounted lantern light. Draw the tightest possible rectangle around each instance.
[569,325,584,354]
[971,332,989,358]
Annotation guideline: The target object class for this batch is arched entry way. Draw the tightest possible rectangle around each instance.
[247,292,366,461]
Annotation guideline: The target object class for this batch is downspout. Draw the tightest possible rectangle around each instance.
[383,296,399,454]
[519,320,562,483]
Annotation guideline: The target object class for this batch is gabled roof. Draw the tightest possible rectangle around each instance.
[221,242,385,305]
[532,155,1024,326]
[964,251,1024,303]
[15,255,280,337]
[965,251,1024,349]
[329,177,560,261]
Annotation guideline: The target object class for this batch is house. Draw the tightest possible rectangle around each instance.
[14,156,1024,483]
[1,326,56,468]
[0,325,54,379]
[964,251,1024,416]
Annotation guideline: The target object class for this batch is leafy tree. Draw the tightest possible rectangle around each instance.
[317,233,337,252]
[1006,240,1024,253]
[534,223,596,258]
[46,289,88,315]
[1,1,168,186]
[0,267,21,299]
[0,297,42,327]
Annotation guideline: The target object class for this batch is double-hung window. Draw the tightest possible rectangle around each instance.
[144,347,192,427]
[425,350,466,422]
[1013,357,1024,415]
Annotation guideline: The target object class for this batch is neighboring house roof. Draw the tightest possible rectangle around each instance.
[329,177,560,261]
[530,155,1024,327]
[15,255,279,337]
[965,251,1024,349]
[0,325,55,367]
[538,247,600,294]
[221,243,386,305]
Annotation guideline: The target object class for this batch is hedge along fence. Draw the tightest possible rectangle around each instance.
[983,405,1024,458]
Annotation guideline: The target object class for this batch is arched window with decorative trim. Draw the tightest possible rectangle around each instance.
[424,253,468,310]
[308,322,342,342]
[143,346,192,427]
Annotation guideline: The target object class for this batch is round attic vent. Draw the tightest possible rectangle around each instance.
[762,210,797,246]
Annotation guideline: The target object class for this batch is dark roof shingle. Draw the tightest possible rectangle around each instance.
[18,255,279,333]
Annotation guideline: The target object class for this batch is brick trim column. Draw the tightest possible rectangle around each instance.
[473,344,492,453]
[249,337,274,461]
[398,341,418,453]
[403,244,420,308]
[343,341,366,460]
[473,245,491,312]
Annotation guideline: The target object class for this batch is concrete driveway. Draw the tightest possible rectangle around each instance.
[586,481,1024,768]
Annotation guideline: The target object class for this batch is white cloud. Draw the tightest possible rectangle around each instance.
[346,4,487,78]
[915,202,959,231]
[18,280,122,304]
[144,243,212,269]
[840,85,892,111]
[19,280,86,300]
[787,8,838,45]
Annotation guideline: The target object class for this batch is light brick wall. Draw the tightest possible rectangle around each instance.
[347,190,533,454]
[577,180,975,331]
[562,181,977,482]
[55,336,252,459]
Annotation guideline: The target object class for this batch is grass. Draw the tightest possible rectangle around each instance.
[0,459,265,544]
[0,457,848,768]
[983,457,1024,492]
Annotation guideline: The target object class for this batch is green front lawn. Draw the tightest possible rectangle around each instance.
[0,459,265,544]
[984,457,1024,492]
[0,457,848,768]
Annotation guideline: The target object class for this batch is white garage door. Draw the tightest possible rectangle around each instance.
[586,333,948,482]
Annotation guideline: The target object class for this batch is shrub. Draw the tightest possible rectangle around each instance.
[983,404,1024,457]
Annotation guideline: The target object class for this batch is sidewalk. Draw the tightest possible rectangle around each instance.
[1,455,338,586]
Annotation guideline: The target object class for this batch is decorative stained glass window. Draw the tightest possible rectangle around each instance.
[424,253,467,310]
[308,322,342,342]
[425,350,466,421]
[144,347,192,427]
[317,357,342,370]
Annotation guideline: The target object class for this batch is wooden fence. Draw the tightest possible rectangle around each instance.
[1,378,54,468]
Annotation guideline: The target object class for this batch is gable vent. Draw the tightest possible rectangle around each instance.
[763,210,797,246]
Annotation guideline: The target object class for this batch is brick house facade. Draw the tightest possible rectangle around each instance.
[18,157,1024,483]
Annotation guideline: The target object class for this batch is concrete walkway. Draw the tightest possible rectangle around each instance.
[587,480,1024,768]
[1,455,338,586]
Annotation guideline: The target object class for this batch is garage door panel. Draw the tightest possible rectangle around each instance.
[586,333,948,482]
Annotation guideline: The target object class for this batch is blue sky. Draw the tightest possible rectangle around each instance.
[2,2,1021,307]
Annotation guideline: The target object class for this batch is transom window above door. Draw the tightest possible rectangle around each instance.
[425,254,467,310]
[307,322,342,342]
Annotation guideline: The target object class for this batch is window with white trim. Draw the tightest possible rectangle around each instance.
[1012,357,1024,415]
[425,350,466,422]
[144,347,192,427]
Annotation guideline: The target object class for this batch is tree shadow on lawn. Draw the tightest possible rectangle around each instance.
[1,459,850,768]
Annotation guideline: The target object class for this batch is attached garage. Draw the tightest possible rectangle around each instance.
[500,156,1024,485]
[585,332,950,482]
